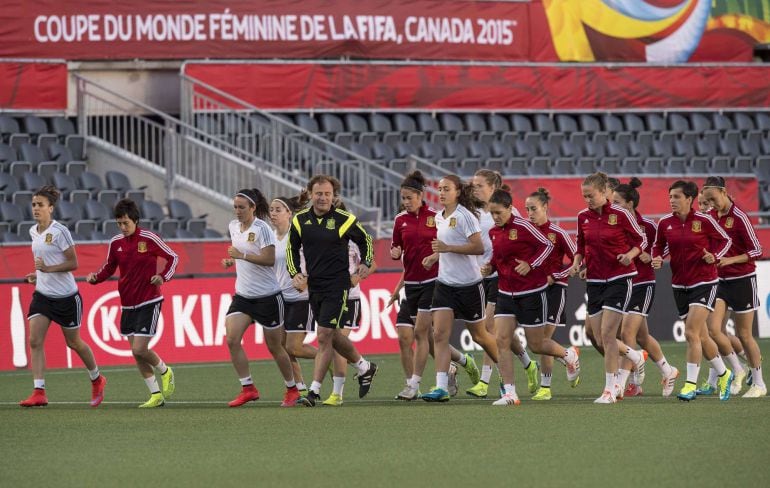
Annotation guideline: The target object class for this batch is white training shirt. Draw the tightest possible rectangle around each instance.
[228,219,281,298]
[30,220,78,298]
[435,204,483,286]
[348,241,361,300]
[274,230,308,302]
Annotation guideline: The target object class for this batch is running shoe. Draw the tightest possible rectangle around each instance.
[322,392,343,406]
[742,384,767,398]
[492,392,520,406]
[677,383,697,401]
[525,361,539,394]
[466,381,489,398]
[421,387,450,402]
[717,369,734,401]
[19,389,48,407]
[395,386,420,401]
[447,363,458,397]
[661,367,679,397]
[228,385,260,407]
[138,392,165,408]
[695,382,716,396]
[532,387,552,401]
[281,386,301,407]
[730,369,747,396]
[624,383,643,397]
[566,346,581,388]
[356,362,378,398]
[90,374,107,407]
[462,354,481,385]
[297,390,320,407]
[593,389,616,404]
[161,366,175,399]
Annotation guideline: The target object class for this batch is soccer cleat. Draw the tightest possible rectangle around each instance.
[624,383,643,397]
[297,390,320,407]
[322,392,343,406]
[677,383,697,401]
[532,387,552,401]
[614,383,624,401]
[695,382,716,396]
[138,392,165,408]
[636,350,648,385]
[161,366,175,399]
[492,392,520,406]
[421,387,450,402]
[90,374,107,407]
[228,385,260,407]
[661,367,679,397]
[356,362,378,398]
[593,389,616,404]
[717,369,734,401]
[447,363,458,397]
[525,361,539,394]
[19,389,48,407]
[742,384,768,398]
[299,387,309,398]
[466,381,489,398]
[730,369,747,396]
[746,369,753,386]
[566,346,581,388]
[462,354,481,385]
[395,386,420,401]
[281,386,301,407]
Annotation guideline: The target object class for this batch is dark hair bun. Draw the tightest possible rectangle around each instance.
[629,177,642,189]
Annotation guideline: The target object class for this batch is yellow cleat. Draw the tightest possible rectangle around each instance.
[139,392,165,408]
[525,361,540,394]
[161,366,175,399]
[532,387,552,401]
[322,393,343,406]
[466,381,489,398]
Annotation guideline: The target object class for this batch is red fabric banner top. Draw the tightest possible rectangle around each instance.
[0,62,67,111]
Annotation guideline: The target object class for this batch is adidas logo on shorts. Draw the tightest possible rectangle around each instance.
[700,297,706,302]
[473,313,479,319]
[141,327,147,332]
[548,315,554,320]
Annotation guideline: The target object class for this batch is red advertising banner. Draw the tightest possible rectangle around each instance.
[184,62,770,110]
[0,61,67,111]
[0,273,402,371]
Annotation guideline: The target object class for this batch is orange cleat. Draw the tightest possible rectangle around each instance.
[90,375,107,407]
[624,383,643,397]
[281,386,301,407]
[228,385,260,407]
[20,389,48,407]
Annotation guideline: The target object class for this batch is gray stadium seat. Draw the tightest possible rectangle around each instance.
[22,115,50,143]
[11,191,33,219]
[0,173,20,199]
[602,114,624,133]
[52,172,78,197]
[54,201,83,229]
[511,114,533,133]
[84,200,111,223]
[0,201,24,232]
[21,172,46,191]
[141,200,166,223]
[78,171,104,196]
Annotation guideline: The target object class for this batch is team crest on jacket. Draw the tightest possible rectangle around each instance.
[326,219,336,230]
[692,221,702,233]
[247,232,256,242]
[44,233,53,244]
[449,217,457,228]
[547,233,556,243]
[426,216,435,228]
[608,214,618,225]
[509,229,518,240]
[725,217,734,229]
[137,241,148,253]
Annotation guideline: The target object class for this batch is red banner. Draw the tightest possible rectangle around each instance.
[184,62,770,110]
[0,61,67,111]
[0,273,402,371]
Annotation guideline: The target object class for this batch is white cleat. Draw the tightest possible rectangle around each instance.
[594,389,617,404]
[661,366,679,397]
[742,384,767,398]
[566,346,581,387]
[635,350,647,385]
[447,363,458,397]
[731,369,747,396]
[395,386,420,401]
[492,393,521,406]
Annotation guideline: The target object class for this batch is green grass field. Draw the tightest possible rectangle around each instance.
[2,340,769,487]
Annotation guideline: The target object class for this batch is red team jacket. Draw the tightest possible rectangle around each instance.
[633,211,657,285]
[93,228,179,307]
[709,203,763,280]
[391,203,439,283]
[537,220,576,286]
[652,209,731,288]
[576,201,647,282]
[489,216,553,295]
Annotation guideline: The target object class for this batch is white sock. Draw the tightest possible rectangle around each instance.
[310,381,322,394]
[408,375,422,389]
[605,373,615,391]
[738,350,748,362]
[686,363,700,384]
[724,352,744,374]
[436,372,449,390]
[155,359,168,375]
[624,348,642,364]
[332,376,345,395]
[144,376,160,394]
[618,369,631,388]
[457,354,467,366]
[709,356,727,377]
[707,367,718,387]
[541,373,552,387]
[655,358,672,377]
[88,368,100,381]
[355,358,370,376]
[239,376,254,387]
[284,379,296,388]
[751,366,766,388]
[297,382,307,391]
[504,383,517,396]
[517,350,532,367]
[480,365,493,384]
[34,379,45,390]
[631,370,639,385]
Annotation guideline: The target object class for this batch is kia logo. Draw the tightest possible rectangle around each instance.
[86,291,164,357]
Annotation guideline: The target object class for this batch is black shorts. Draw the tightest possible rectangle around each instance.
[495,291,548,327]
[717,275,759,314]
[309,289,349,329]
[342,298,361,329]
[586,278,632,316]
[545,284,567,326]
[431,281,485,323]
[227,292,284,329]
[121,300,162,336]
[404,281,435,317]
[28,291,82,329]
[284,300,314,333]
[673,283,718,319]
[627,283,656,317]
[483,277,499,306]
[396,299,415,327]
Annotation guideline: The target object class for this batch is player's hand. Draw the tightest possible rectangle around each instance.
[480,263,492,277]
[25,272,36,284]
[221,258,235,268]
[617,252,633,266]
[292,273,308,291]
[431,239,449,253]
[357,264,371,280]
[514,259,531,276]
[639,252,652,264]
[547,275,555,286]
[86,273,98,284]
[390,246,402,259]
[717,256,734,268]
[150,275,163,286]
[651,256,663,269]
[387,293,399,308]
[578,268,587,280]
[702,248,716,264]
[422,253,439,270]
[227,246,244,260]
[34,257,47,272]
[569,263,581,277]
[350,273,361,288]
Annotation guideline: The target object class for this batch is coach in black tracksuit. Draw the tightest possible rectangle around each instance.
[287,175,378,406]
